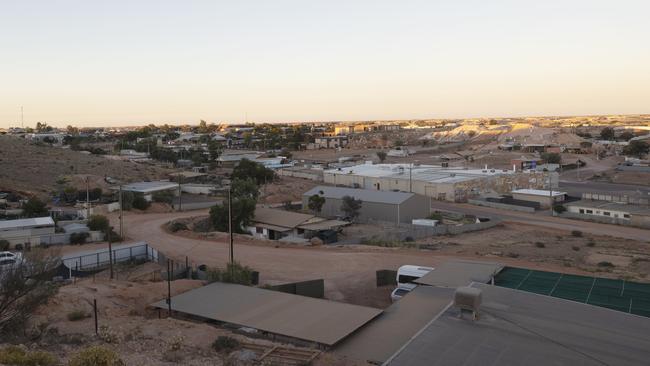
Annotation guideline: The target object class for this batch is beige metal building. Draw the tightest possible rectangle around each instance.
[323,164,553,203]
[511,189,567,208]
[303,186,430,224]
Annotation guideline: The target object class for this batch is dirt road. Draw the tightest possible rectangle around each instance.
[107,210,605,307]
[431,201,650,242]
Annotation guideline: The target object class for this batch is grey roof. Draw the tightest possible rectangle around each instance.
[414,260,503,287]
[151,282,382,346]
[304,186,415,205]
[565,200,650,215]
[0,216,54,230]
[386,283,650,366]
[334,286,454,364]
[120,181,178,193]
[253,207,315,229]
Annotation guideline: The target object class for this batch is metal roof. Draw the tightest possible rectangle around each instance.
[386,283,650,366]
[565,200,650,215]
[0,216,54,230]
[304,186,414,205]
[512,188,567,197]
[151,282,382,346]
[414,260,503,288]
[120,181,178,193]
[334,286,454,364]
[252,207,315,229]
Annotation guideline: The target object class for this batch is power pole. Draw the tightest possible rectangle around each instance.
[119,185,123,239]
[166,259,172,317]
[108,230,114,280]
[549,173,554,215]
[86,176,90,219]
[228,188,234,276]
[177,174,182,211]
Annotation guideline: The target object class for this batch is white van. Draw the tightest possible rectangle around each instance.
[390,265,434,302]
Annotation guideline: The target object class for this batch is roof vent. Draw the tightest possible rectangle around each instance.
[454,286,482,320]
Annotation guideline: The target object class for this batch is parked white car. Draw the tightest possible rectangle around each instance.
[390,265,434,302]
[0,251,24,267]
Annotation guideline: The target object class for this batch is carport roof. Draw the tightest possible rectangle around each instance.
[151,282,382,346]
[414,260,503,287]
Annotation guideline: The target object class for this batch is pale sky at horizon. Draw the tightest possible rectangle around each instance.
[1,0,649,128]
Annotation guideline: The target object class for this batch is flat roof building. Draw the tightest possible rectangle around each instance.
[323,164,553,202]
[564,200,650,229]
[0,216,55,246]
[511,188,567,208]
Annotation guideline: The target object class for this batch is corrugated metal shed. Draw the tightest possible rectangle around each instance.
[151,282,382,346]
[0,216,54,230]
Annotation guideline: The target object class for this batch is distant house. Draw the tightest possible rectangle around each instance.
[118,181,178,201]
[0,217,55,247]
[564,200,650,229]
[302,186,430,224]
[248,207,347,241]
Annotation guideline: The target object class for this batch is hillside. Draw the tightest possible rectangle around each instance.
[0,136,173,197]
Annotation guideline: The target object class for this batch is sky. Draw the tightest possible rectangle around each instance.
[1,0,649,128]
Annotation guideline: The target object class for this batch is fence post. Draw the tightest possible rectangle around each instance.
[93,299,98,335]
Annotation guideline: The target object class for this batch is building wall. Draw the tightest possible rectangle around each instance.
[512,192,565,208]
[567,205,631,219]
[302,194,429,224]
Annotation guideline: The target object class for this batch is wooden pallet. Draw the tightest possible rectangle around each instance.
[241,342,321,365]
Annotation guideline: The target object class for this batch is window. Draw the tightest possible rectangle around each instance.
[256,227,263,234]
[579,209,585,214]
[398,275,420,284]
[603,212,610,216]
[586,210,593,214]
[624,214,631,219]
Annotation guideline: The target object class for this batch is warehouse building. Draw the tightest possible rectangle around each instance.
[323,164,552,203]
[511,188,567,209]
[303,186,430,224]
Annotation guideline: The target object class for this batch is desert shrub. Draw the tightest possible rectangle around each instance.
[586,240,595,247]
[152,190,174,204]
[68,346,123,366]
[0,346,58,366]
[67,310,89,321]
[535,242,545,248]
[597,261,614,268]
[131,196,149,211]
[206,262,255,286]
[571,246,580,251]
[169,222,188,233]
[14,244,24,251]
[0,240,10,251]
[212,336,240,353]
[87,215,110,232]
[69,232,89,245]
[97,325,120,344]
[571,230,583,237]
[552,204,566,214]
[427,212,443,221]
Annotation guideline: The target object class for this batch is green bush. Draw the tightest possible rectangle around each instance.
[535,242,545,248]
[152,190,175,204]
[69,232,89,245]
[87,215,110,232]
[0,239,10,251]
[67,310,89,321]
[206,262,255,286]
[68,346,123,366]
[131,196,150,211]
[169,222,188,233]
[0,346,58,366]
[552,204,566,214]
[571,230,583,237]
[211,336,240,353]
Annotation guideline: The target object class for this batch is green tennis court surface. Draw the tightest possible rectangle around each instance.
[494,267,650,317]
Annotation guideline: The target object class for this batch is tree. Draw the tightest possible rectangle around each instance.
[87,215,110,232]
[66,125,79,136]
[600,127,615,140]
[0,250,60,335]
[340,195,362,221]
[619,131,635,141]
[623,140,649,158]
[230,178,259,200]
[198,120,209,134]
[22,197,48,218]
[541,152,562,164]
[208,140,222,162]
[232,159,276,186]
[35,122,52,133]
[376,151,387,163]
[308,194,325,214]
[132,195,150,210]
[209,197,256,233]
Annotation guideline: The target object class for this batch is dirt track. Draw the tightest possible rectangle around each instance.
[103,210,626,307]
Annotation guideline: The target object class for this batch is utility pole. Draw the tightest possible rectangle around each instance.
[177,174,182,211]
[166,259,172,317]
[86,176,90,219]
[118,185,123,238]
[108,230,114,280]
[549,173,554,215]
[228,188,234,277]
[409,164,413,193]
